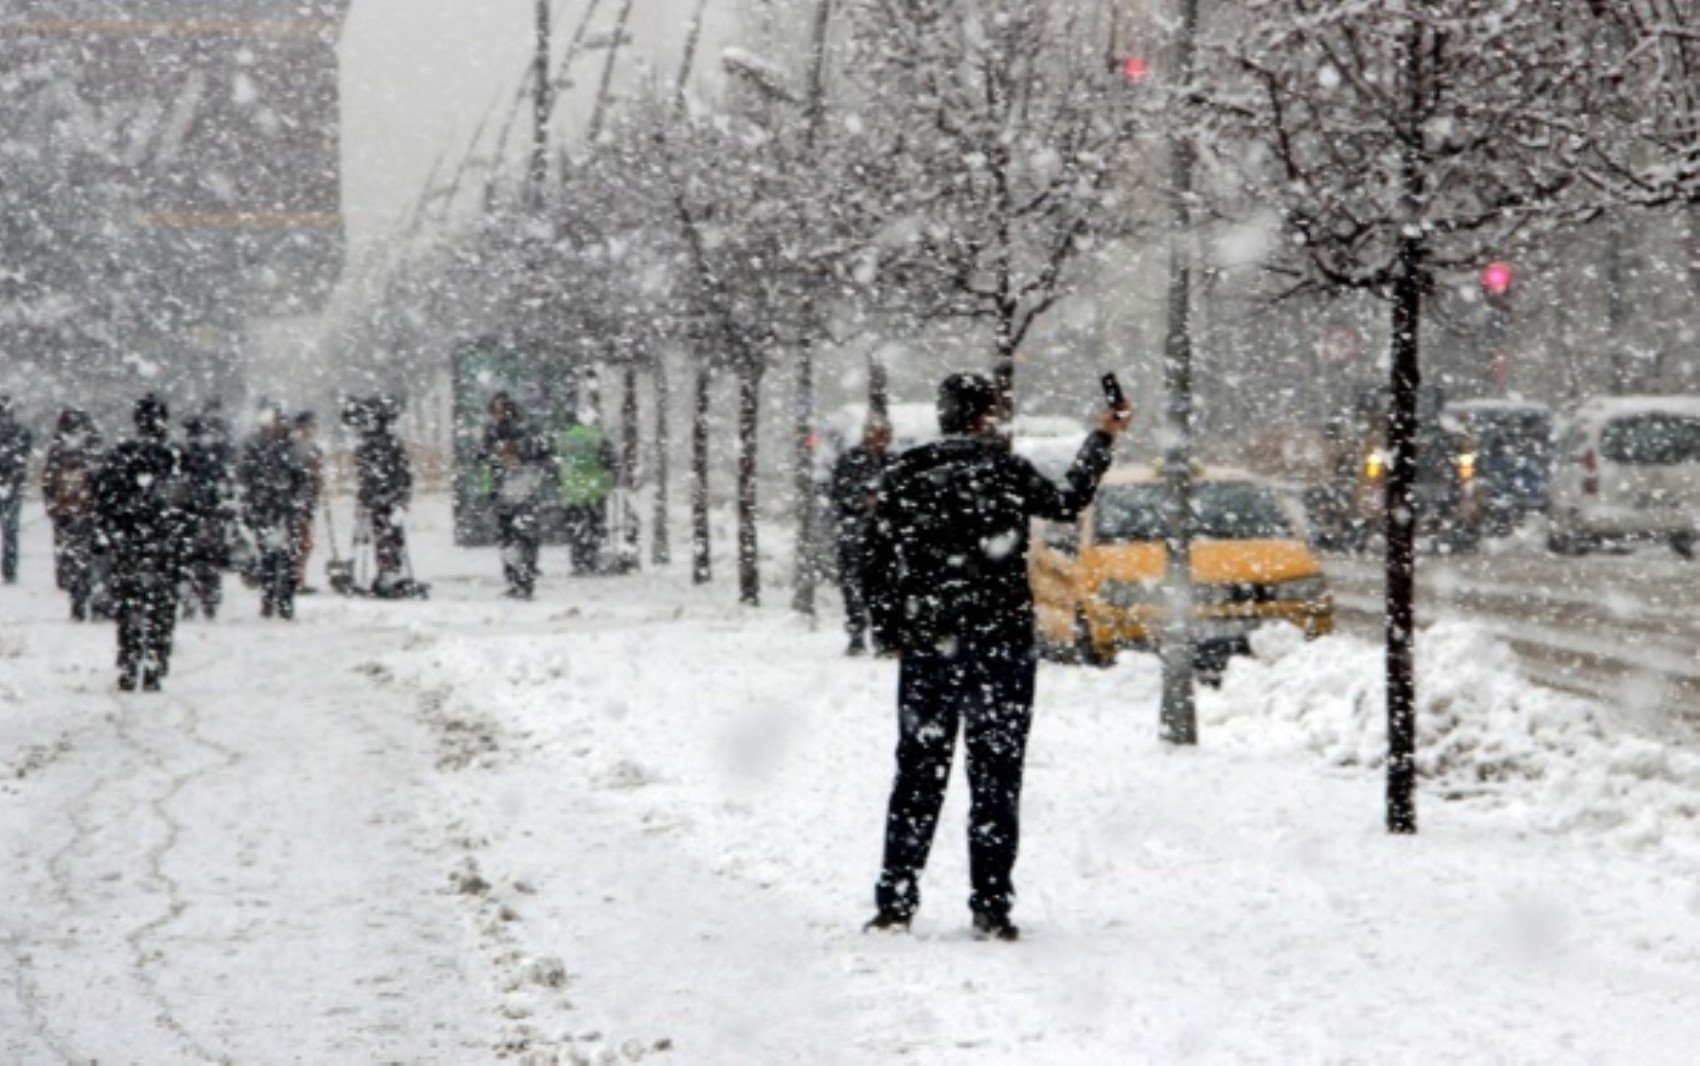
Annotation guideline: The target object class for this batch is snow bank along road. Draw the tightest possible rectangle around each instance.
[4,497,1700,1063]
[1327,544,1700,742]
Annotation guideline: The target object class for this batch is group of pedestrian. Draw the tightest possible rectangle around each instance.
[477,392,614,599]
[833,372,1131,942]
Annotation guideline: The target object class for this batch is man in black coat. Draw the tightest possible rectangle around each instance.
[0,395,33,584]
[179,415,233,620]
[829,418,893,655]
[94,395,187,691]
[354,396,413,596]
[238,406,311,620]
[864,372,1129,940]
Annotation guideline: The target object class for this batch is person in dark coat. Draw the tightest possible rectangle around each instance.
[42,408,104,619]
[93,395,187,691]
[829,418,894,655]
[354,396,413,596]
[863,372,1129,941]
[179,414,233,620]
[237,406,311,620]
[291,411,324,593]
[0,395,33,584]
[481,392,552,599]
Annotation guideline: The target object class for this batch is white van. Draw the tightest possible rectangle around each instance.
[1548,396,1700,557]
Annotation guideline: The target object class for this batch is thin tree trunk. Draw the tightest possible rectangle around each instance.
[621,362,641,564]
[790,336,818,616]
[737,362,763,606]
[1385,245,1422,836]
[868,345,890,421]
[652,357,671,566]
[691,362,712,584]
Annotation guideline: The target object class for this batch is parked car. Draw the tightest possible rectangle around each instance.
[1445,399,1555,535]
[1548,396,1700,558]
[1030,466,1333,676]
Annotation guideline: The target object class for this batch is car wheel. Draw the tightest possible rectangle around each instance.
[1673,533,1696,560]
[1075,609,1112,668]
[1547,515,1589,556]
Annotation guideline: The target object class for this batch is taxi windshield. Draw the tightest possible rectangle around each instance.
[1094,482,1293,543]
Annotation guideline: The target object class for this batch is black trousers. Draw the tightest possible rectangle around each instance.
[52,516,97,614]
[836,525,870,644]
[0,489,19,582]
[113,560,178,679]
[370,505,406,582]
[875,644,1036,923]
[497,503,540,595]
[563,501,605,574]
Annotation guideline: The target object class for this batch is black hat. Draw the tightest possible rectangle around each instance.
[135,393,170,437]
[937,372,998,435]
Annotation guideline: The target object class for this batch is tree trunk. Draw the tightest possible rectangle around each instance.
[691,362,712,584]
[992,321,1017,426]
[790,337,818,616]
[652,357,671,566]
[620,362,641,564]
[868,345,890,422]
[1385,245,1422,836]
[736,361,763,606]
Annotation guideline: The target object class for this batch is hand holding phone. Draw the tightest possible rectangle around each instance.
[1099,372,1133,435]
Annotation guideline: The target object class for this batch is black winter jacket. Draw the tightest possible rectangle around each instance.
[867,431,1113,655]
[238,433,310,531]
[829,446,892,528]
[356,430,412,512]
[94,436,186,566]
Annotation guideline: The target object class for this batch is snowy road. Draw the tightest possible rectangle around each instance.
[1327,543,1700,741]
[5,497,1700,1063]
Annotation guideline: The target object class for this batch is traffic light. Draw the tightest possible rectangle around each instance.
[1481,261,1514,309]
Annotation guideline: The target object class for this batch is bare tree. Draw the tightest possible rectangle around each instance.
[842,0,1146,415]
[1194,0,1603,832]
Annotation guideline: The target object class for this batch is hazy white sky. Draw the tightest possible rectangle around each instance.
[339,0,732,248]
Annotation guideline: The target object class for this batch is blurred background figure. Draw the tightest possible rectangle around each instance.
[42,408,103,619]
[238,404,311,620]
[353,395,414,596]
[481,392,551,599]
[179,414,233,620]
[554,410,614,576]
[829,418,894,656]
[0,395,33,584]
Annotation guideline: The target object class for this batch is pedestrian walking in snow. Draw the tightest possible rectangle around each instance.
[863,372,1129,941]
[42,408,104,620]
[829,418,894,656]
[0,395,33,584]
[553,413,614,575]
[481,392,552,599]
[238,405,311,620]
[179,414,233,620]
[353,395,413,597]
[93,395,188,691]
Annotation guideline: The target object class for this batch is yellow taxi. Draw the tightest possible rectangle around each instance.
[1030,466,1333,667]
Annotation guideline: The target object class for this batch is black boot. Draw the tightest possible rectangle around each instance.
[971,913,1020,942]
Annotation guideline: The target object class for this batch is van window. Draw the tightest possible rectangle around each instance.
[1095,483,1293,543]
[1599,415,1700,465]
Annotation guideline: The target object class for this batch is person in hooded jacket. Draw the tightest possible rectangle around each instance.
[42,408,104,619]
[0,395,32,584]
[481,392,552,599]
[93,395,187,691]
[354,396,413,595]
[238,406,311,619]
[829,418,895,656]
[179,414,234,619]
[862,372,1128,941]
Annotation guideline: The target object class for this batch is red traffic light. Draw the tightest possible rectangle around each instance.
[1121,56,1150,84]
[1481,261,1513,296]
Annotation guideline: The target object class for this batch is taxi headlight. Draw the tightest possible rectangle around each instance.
[1097,580,1163,609]
[1272,576,1329,604]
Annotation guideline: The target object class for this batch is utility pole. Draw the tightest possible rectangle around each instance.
[1159,0,1201,745]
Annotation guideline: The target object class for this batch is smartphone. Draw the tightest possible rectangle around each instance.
[1100,372,1127,410]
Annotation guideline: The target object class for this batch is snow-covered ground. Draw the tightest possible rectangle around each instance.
[4,496,1699,1064]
